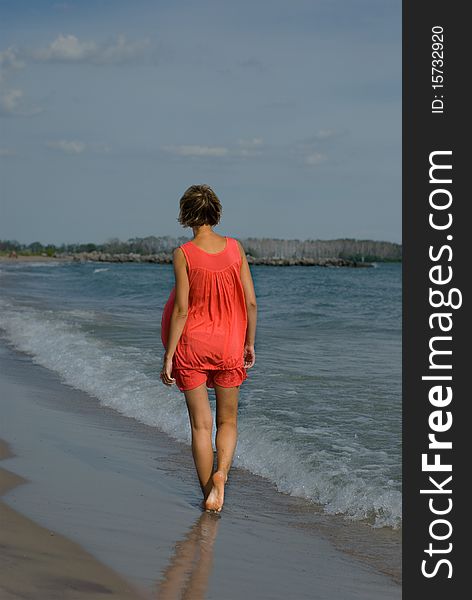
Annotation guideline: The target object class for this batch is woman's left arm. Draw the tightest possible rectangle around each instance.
[160,248,189,386]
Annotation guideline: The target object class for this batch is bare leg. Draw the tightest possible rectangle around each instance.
[184,383,214,501]
[204,384,239,512]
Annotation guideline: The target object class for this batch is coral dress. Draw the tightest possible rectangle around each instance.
[161,236,248,379]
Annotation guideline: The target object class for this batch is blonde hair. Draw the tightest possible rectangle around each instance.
[177,184,222,228]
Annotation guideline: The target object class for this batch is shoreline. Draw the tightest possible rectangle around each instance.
[0,253,406,267]
[0,439,148,600]
[0,335,401,598]
[0,253,380,267]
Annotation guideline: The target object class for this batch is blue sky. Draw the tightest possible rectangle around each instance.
[0,0,401,244]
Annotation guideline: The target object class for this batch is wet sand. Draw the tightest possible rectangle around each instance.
[0,337,401,599]
[0,440,147,599]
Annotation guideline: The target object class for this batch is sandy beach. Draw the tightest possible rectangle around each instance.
[0,440,147,600]
[0,336,401,599]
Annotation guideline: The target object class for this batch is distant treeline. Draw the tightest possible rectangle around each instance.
[239,237,401,262]
[1,236,402,262]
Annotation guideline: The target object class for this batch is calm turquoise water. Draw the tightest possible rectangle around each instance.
[0,260,401,527]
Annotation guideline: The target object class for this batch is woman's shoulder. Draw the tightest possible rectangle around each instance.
[174,236,244,266]
[228,237,245,258]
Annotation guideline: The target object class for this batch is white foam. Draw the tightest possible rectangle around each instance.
[16,261,63,268]
[235,422,402,528]
[0,297,402,528]
[58,308,99,321]
[0,298,192,445]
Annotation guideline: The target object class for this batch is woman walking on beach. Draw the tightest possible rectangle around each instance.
[160,185,257,512]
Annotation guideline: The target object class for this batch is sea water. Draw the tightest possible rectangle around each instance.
[0,259,401,529]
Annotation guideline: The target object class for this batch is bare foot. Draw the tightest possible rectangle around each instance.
[204,471,226,512]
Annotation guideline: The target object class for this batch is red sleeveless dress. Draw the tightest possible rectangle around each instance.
[161,236,248,391]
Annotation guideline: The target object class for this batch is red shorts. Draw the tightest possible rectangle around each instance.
[173,367,248,392]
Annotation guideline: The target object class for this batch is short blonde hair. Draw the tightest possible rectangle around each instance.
[177,184,222,228]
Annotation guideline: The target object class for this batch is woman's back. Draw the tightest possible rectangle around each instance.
[161,236,248,370]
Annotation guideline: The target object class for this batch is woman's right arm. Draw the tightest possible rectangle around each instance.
[236,240,257,368]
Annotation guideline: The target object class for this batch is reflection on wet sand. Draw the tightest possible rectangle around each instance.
[154,511,221,599]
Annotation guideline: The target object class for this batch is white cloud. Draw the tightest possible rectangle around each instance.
[292,128,346,166]
[0,46,25,83]
[1,33,154,117]
[298,129,347,147]
[34,34,96,62]
[238,149,262,157]
[46,140,111,155]
[99,34,152,64]
[160,135,329,166]
[305,152,327,166]
[162,139,266,160]
[314,129,338,140]
[237,137,264,157]
[0,88,42,117]
[162,145,229,157]
[238,137,263,147]
[33,33,152,65]
[47,140,86,154]
[0,88,22,112]
[0,46,40,116]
